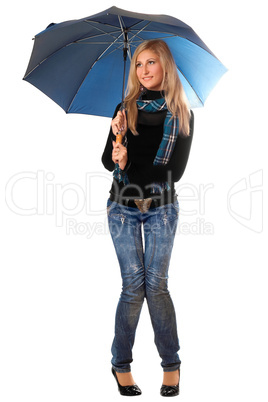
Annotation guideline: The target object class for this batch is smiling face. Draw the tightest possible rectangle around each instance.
[136,49,164,91]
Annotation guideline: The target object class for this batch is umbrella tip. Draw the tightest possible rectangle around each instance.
[46,22,56,29]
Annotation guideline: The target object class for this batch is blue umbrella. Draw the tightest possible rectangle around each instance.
[23,6,227,118]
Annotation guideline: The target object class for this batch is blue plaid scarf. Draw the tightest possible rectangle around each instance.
[113,97,179,193]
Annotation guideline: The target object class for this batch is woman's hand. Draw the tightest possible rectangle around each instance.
[111,109,127,137]
[112,141,128,170]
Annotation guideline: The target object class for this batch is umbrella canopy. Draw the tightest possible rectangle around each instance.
[23,6,227,117]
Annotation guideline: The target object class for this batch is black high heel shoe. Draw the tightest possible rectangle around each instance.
[160,369,180,397]
[112,367,142,396]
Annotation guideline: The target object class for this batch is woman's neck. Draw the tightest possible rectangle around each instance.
[142,89,165,100]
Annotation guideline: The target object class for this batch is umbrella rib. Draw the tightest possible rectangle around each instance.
[82,21,121,41]
[125,19,150,31]
[118,15,126,31]
[66,34,125,113]
[85,20,120,30]
[176,65,204,106]
[75,41,124,45]
[103,43,133,63]
[127,46,132,61]
[74,31,122,43]
[129,33,179,42]
[82,41,125,62]
[128,21,152,42]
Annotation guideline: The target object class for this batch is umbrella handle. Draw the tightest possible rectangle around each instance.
[116,133,123,144]
[116,105,126,144]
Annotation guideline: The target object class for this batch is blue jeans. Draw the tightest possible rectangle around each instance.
[107,198,181,373]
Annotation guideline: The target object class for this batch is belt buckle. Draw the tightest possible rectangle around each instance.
[134,198,152,213]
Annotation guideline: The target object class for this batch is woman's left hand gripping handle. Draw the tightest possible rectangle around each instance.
[111,109,128,170]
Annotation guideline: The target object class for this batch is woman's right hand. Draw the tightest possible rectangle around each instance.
[112,141,128,170]
[111,109,128,137]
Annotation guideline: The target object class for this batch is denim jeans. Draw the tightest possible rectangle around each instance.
[107,198,181,373]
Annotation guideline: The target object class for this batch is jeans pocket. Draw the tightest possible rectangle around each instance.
[107,201,127,225]
[153,204,178,229]
[164,203,179,227]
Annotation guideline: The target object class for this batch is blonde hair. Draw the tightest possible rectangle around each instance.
[124,39,190,137]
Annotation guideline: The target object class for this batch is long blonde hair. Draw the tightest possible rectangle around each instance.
[124,39,190,137]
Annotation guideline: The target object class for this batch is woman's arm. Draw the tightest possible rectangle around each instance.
[101,104,121,171]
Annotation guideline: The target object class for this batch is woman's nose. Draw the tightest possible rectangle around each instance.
[142,65,149,75]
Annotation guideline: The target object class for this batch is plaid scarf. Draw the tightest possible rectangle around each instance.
[137,97,180,193]
[113,97,179,194]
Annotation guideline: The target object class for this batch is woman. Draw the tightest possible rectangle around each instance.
[102,39,194,397]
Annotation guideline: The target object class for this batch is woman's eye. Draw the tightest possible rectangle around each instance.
[148,60,155,65]
[136,63,142,68]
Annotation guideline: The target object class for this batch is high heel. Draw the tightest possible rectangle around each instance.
[160,369,180,397]
[112,367,142,396]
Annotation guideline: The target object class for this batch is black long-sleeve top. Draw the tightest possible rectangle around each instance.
[102,90,194,200]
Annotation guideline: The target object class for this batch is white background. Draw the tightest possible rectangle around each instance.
[1,0,267,401]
